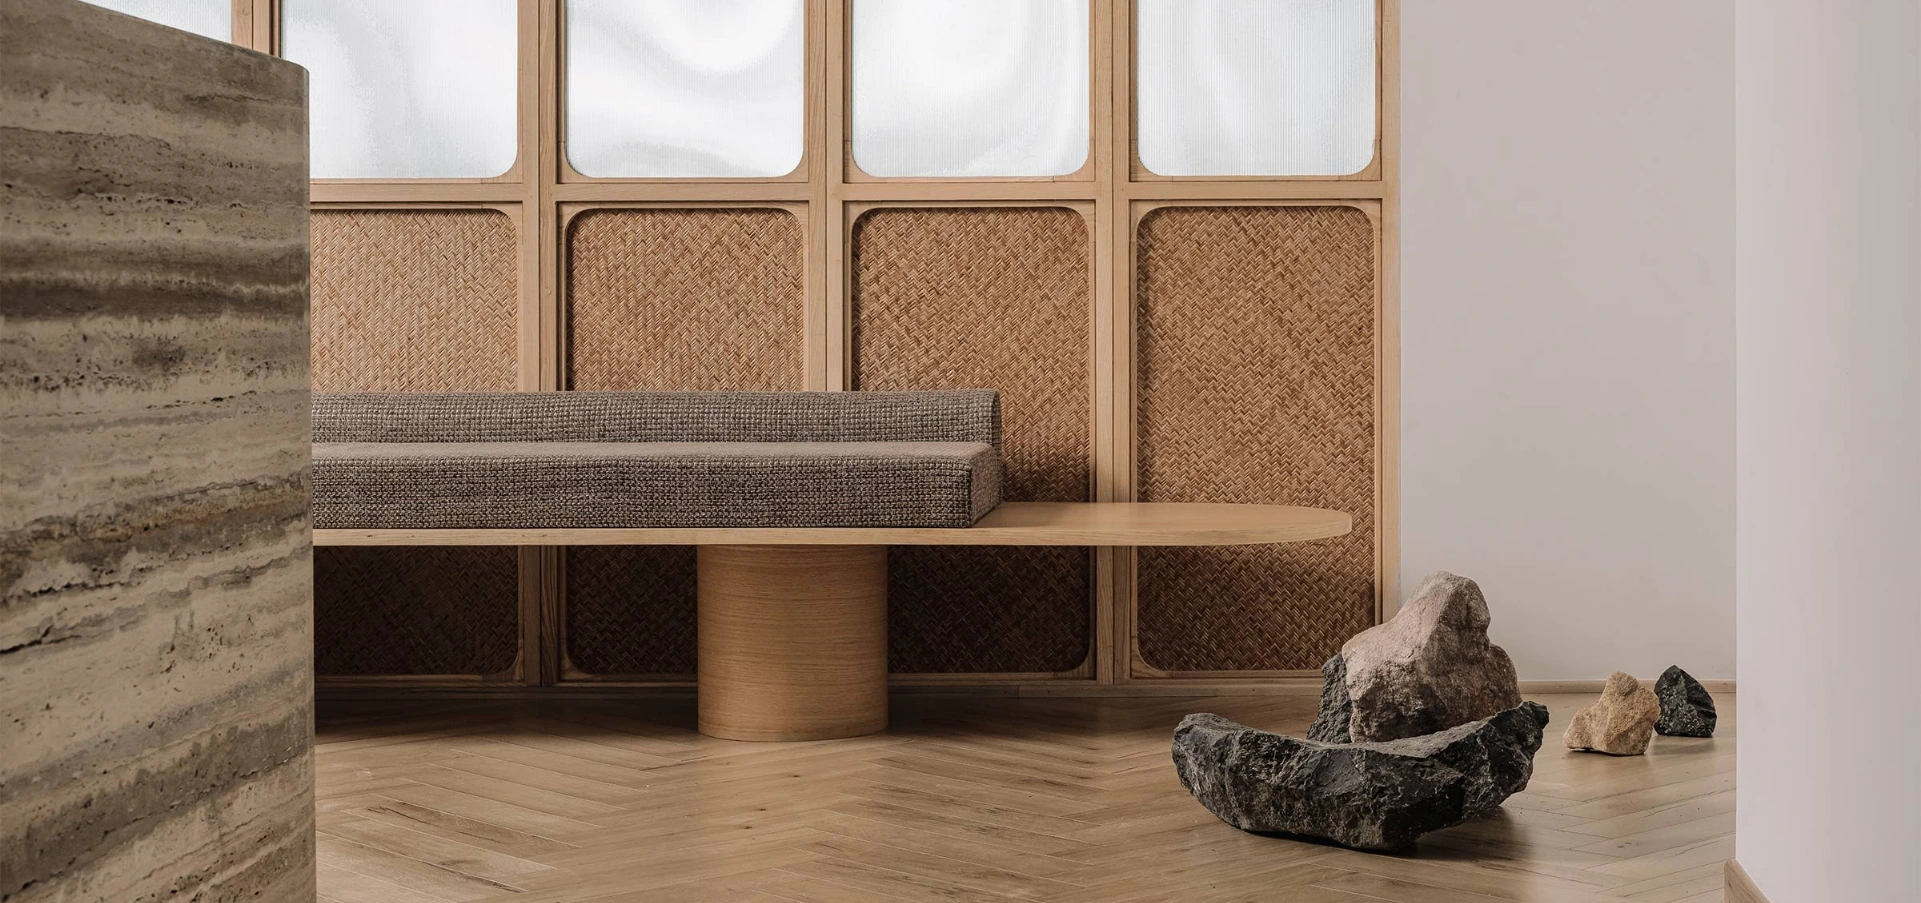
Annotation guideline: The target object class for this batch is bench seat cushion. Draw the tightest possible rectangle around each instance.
[312,441,1002,530]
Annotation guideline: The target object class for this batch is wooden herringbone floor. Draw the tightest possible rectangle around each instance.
[315,692,1734,903]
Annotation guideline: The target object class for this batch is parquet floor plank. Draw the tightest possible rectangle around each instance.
[317,692,1735,902]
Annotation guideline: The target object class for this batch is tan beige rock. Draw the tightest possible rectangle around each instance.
[1340,572,1523,742]
[1563,672,1661,755]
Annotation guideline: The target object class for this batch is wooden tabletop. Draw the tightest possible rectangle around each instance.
[311,502,1351,548]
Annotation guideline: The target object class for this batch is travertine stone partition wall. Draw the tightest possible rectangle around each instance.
[0,1,314,900]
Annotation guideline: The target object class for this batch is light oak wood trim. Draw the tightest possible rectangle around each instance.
[805,0,830,391]
[313,502,1351,548]
[1089,0,1119,685]
[308,182,526,204]
[1120,180,1389,201]
[1105,0,1136,684]
[1724,860,1771,903]
[838,182,1099,201]
[696,544,888,740]
[549,182,814,203]
[1377,0,1401,618]
[823,0,850,392]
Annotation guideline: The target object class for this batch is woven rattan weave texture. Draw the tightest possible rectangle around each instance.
[853,206,1093,674]
[314,546,520,676]
[567,208,804,392]
[564,545,698,676]
[562,211,803,675]
[311,210,518,392]
[1134,205,1377,673]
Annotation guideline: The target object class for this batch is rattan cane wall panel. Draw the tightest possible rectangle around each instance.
[1134,205,1377,673]
[563,545,698,676]
[566,208,805,391]
[562,207,805,678]
[314,547,521,676]
[310,209,519,391]
[852,206,1092,674]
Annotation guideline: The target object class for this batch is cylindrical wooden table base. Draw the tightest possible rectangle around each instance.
[696,544,889,741]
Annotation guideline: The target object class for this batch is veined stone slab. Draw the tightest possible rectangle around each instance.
[0,2,313,900]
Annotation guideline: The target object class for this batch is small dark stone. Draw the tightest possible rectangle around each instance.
[1306,654,1352,743]
[1171,701,1550,852]
[1653,666,1717,737]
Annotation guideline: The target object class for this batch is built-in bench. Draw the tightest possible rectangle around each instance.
[310,390,1352,742]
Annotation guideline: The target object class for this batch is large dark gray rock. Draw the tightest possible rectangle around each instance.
[1306,654,1353,743]
[1654,665,1717,737]
[1172,702,1550,852]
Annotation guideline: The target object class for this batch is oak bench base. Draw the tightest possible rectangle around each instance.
[696,544,889,741]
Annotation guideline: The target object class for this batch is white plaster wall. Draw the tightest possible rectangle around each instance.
[1733,1,1921,899]
[1400,2,1736,680]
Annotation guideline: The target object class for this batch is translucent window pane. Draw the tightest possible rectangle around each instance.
[1137,0,1376,176]
[566,0,804,178]
[282,0,518,179]
[852,0,1089,178]
[80,0,229,41]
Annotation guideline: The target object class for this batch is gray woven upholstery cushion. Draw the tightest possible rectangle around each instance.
[312,391,1001,449]
[311,391,1003,529]
[313,441,1001,529]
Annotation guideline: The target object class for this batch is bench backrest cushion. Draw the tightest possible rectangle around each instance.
[312,390,1001,450]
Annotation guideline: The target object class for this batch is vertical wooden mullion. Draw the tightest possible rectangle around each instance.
[824,0,851,390]
[1106,0,1141,683]
[1089,0,1119,684]
[804,0,830,390]
[233,0,274,52]
[1377,0,1401,621]
[521,0,560,685]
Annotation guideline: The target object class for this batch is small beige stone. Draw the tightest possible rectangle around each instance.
[1563,672,1661,755]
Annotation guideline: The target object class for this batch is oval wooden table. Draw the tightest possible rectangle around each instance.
[314,502,1351,742]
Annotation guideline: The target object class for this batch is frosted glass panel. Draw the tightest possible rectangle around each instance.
[852,0,1089,178]
[1137,0,1376,176]
[80,0,228,41]
[566,0,804,178]
[283,0,518,179]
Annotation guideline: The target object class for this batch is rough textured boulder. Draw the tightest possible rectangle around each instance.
[1564,672,1661,755]
[1653,665,1717,737]
[1306,654,1352,743]
[1340,572,1521,742]
[1172,702,1550,852]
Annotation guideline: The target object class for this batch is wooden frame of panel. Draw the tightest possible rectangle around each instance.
[844,201,1102,684]
[311,546,541,689]
[551,547,694,687]
[552,1,817,187]
[1125,1,1387,184]
[1121,198,1385,681]
[268,0,1396,694]
[837,5,1101,185]
[553,202,816,389]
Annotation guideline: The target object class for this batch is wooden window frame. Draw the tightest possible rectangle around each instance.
[266,0,1399,695]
